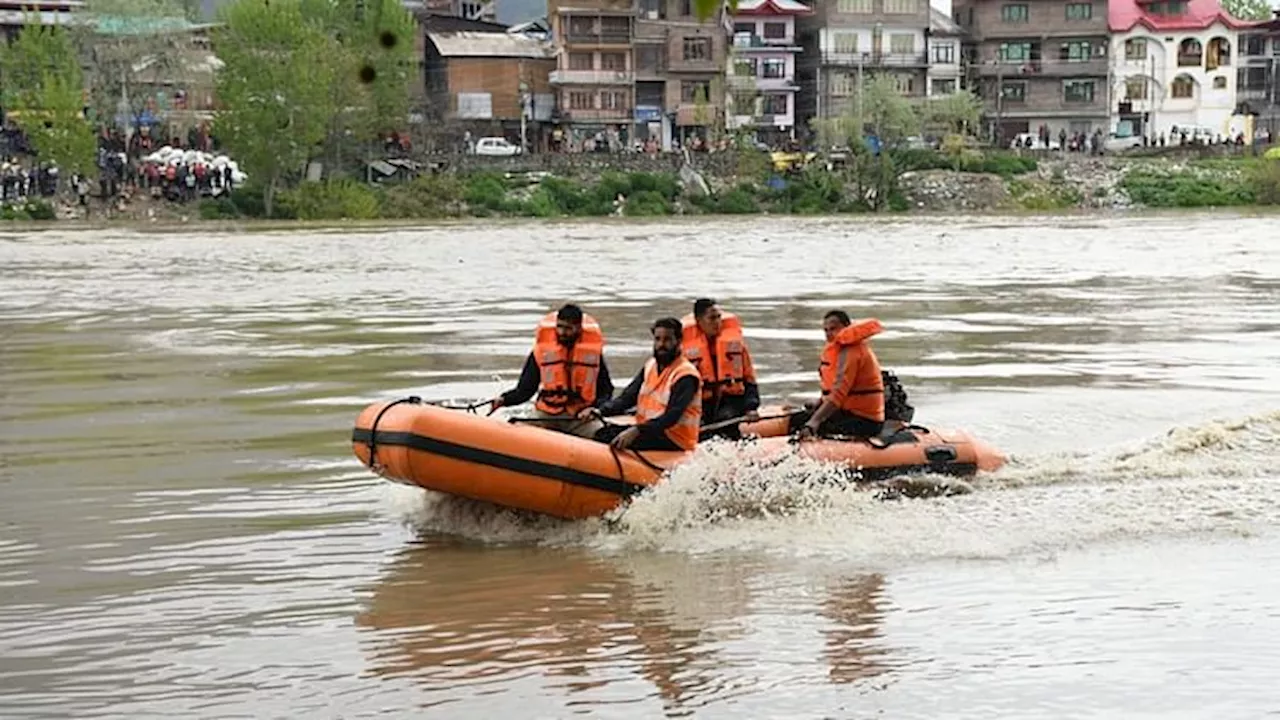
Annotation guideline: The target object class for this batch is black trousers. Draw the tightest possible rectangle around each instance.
[594,423,684,451]
[700,394,748,441]
[789,408,883,439]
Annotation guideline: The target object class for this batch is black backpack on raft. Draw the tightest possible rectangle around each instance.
[882,370,915,423]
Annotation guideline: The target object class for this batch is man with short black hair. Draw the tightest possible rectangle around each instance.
[489,303,613,438]
[581,317,702,451]
[681,298,760,439]
[791,309,886,440]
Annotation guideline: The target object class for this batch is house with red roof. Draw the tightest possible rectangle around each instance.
[1108,0,1251,140]
[726,0,813,142]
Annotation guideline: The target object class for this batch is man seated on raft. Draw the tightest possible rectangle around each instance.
[489,303,614,439]
[791,310,886,441]
[681,298,761,440]
[577,317,703,451]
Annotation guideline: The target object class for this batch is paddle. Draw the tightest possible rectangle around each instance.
[699,408,805,436]
[507,415,583,424]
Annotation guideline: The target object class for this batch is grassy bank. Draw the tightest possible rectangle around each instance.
[1119,156,1280,208]
[197,149,1042,221]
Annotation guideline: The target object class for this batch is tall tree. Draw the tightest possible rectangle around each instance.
[213,0,338,215]
[1221,0,1271,20]
[924,90,982,135]
[0,20,97,173]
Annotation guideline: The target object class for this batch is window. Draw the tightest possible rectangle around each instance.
[763,22,786,39]
[639,0,664,18]
[601,52,627,70]
[568,91,593,110]
[931,78,957,94]
[890,33,915,54]
[1146,0,1186,14]
[568,52,593,70]
[932,43,955,63]
[459,1,483,18]
[884,0,917,13]
[761,58,786,78]
[733,92,758,114]
[1063,79,1095,102]
[1241,35,1265,57]
[830,71,856,95]
[762,93,788,114]
[734,58,757,77]
[999,42,1032,61]
[1177,38,1202,67]
[1171,74,1194,98]
[681,80,711,102]
[568,17,593,35]
[733,22,754,34]
[683,37,712,61]
[1065,2,1092,19]
[1125,76,1148,99]
[837,0,873,12]
[893,73,916,94]
[1206,38,1230,70]
[833,32,858,53]
[1212,75,1227,88]
[1001,3,1028,22]
[1000,81,1026,102]
[635,45,662,72]
[680,0,691,15]
[1124,38,1147,60]
[600,17,629,36]
[601,91,627,109]
[1060,41,1092,61]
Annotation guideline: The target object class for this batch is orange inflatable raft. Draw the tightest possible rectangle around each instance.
[351,397,1007,520]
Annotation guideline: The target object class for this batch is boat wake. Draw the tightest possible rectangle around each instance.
[382,409,1280,564]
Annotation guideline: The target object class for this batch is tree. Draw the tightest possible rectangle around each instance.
[0,20,97,174]
[213,0,339,216]
[1221,0,1271,20]
[924,90,982,136]
[75,0,195,129]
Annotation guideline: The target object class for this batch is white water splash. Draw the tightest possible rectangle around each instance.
[384,409,1280,563]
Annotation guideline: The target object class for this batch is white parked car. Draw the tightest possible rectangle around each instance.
[1103,133,1145,153]
[472,137,523,156]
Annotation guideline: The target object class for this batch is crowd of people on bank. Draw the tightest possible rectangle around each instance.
[485,300,912,452]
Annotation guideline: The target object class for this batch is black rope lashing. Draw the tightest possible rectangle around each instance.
[366,395,422,470]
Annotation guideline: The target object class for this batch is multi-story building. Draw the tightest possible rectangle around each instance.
[633,0,732,147]
[927,6,965,95]
[1109,0,1248,140]
[725,0,812,144]
[799,0,933,129]
[956,0,1111,144]
[1238,11,1280,135]
[548,0,637,143]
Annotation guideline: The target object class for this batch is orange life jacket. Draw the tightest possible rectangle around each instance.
[681,312,753,401]
[635,356,702,451]
[532,312,605,416]
[819,319,885,422]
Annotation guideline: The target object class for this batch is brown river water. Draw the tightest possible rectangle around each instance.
[3,215,1280,718]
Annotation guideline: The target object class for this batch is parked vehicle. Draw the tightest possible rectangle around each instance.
[472,137,523,156]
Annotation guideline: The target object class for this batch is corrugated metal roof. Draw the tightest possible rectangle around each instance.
[735,0,812,14]
[428,30,551,58]
[929,7,963,34]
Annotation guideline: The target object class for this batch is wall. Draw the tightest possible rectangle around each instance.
[965,0,1109,39]
[447,57,555,120]
[819,25,927,59]
[1109,23,1240,136]
[731,15,798,44]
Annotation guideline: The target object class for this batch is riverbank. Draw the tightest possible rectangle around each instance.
[7,149,1278,224]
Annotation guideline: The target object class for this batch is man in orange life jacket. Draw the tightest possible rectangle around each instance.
[578,317,702,451]
[488,304,613,438]
[793,310,885,441]
[682,298,760,439]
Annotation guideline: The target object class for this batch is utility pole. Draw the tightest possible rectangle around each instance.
[1149,52,1156,139]
[518,60,529,152]
[994,61,1003,145]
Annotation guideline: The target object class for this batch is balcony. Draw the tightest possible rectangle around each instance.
[550,69,635,85]
[974,58,1108,77]
[732,34,802,53]
[982,96,1108,117]
[676,103,722,125]
[822,52,929,68]
[559,107,634,122]
[565,30,634,45]
[1239,87,1271,101]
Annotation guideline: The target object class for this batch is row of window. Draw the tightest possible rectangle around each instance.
[998,40,1100,62]
[995,78,1097,102]
[830,71,921,94]
[829,32,921,54]
[565,38,714,66]
[836,0,922,14]
[731,92,790,115]
[564,81,720,111]
[733,58,789,79]
[732,21,789,40]
[1000,2,1096,22]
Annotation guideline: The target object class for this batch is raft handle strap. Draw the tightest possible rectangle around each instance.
[367,395,422,469]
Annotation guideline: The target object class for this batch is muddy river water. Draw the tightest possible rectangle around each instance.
[3,214,1280,718]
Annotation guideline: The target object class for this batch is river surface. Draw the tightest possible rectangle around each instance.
[3,215,1280,718]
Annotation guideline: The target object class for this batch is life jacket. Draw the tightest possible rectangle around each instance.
[681,312,751,401]
[819,318,886,422]
[636,356,702,450]
[531,312,605,416]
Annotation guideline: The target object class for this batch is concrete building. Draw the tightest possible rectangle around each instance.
[927,5,965,95]
[799,0,932,131]
[726,0,813,143]
[547,0,637,144]
[956,0,1111,144]
[1108,0,1249,140]
[1237,11,1280,135]
[633,0,732,146]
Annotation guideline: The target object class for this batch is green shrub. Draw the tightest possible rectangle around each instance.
[24,199,56,220]
[380,173,465,218]
[285,179,381,220]
[1247,159,1280,205]
[1120,171,1254,207]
